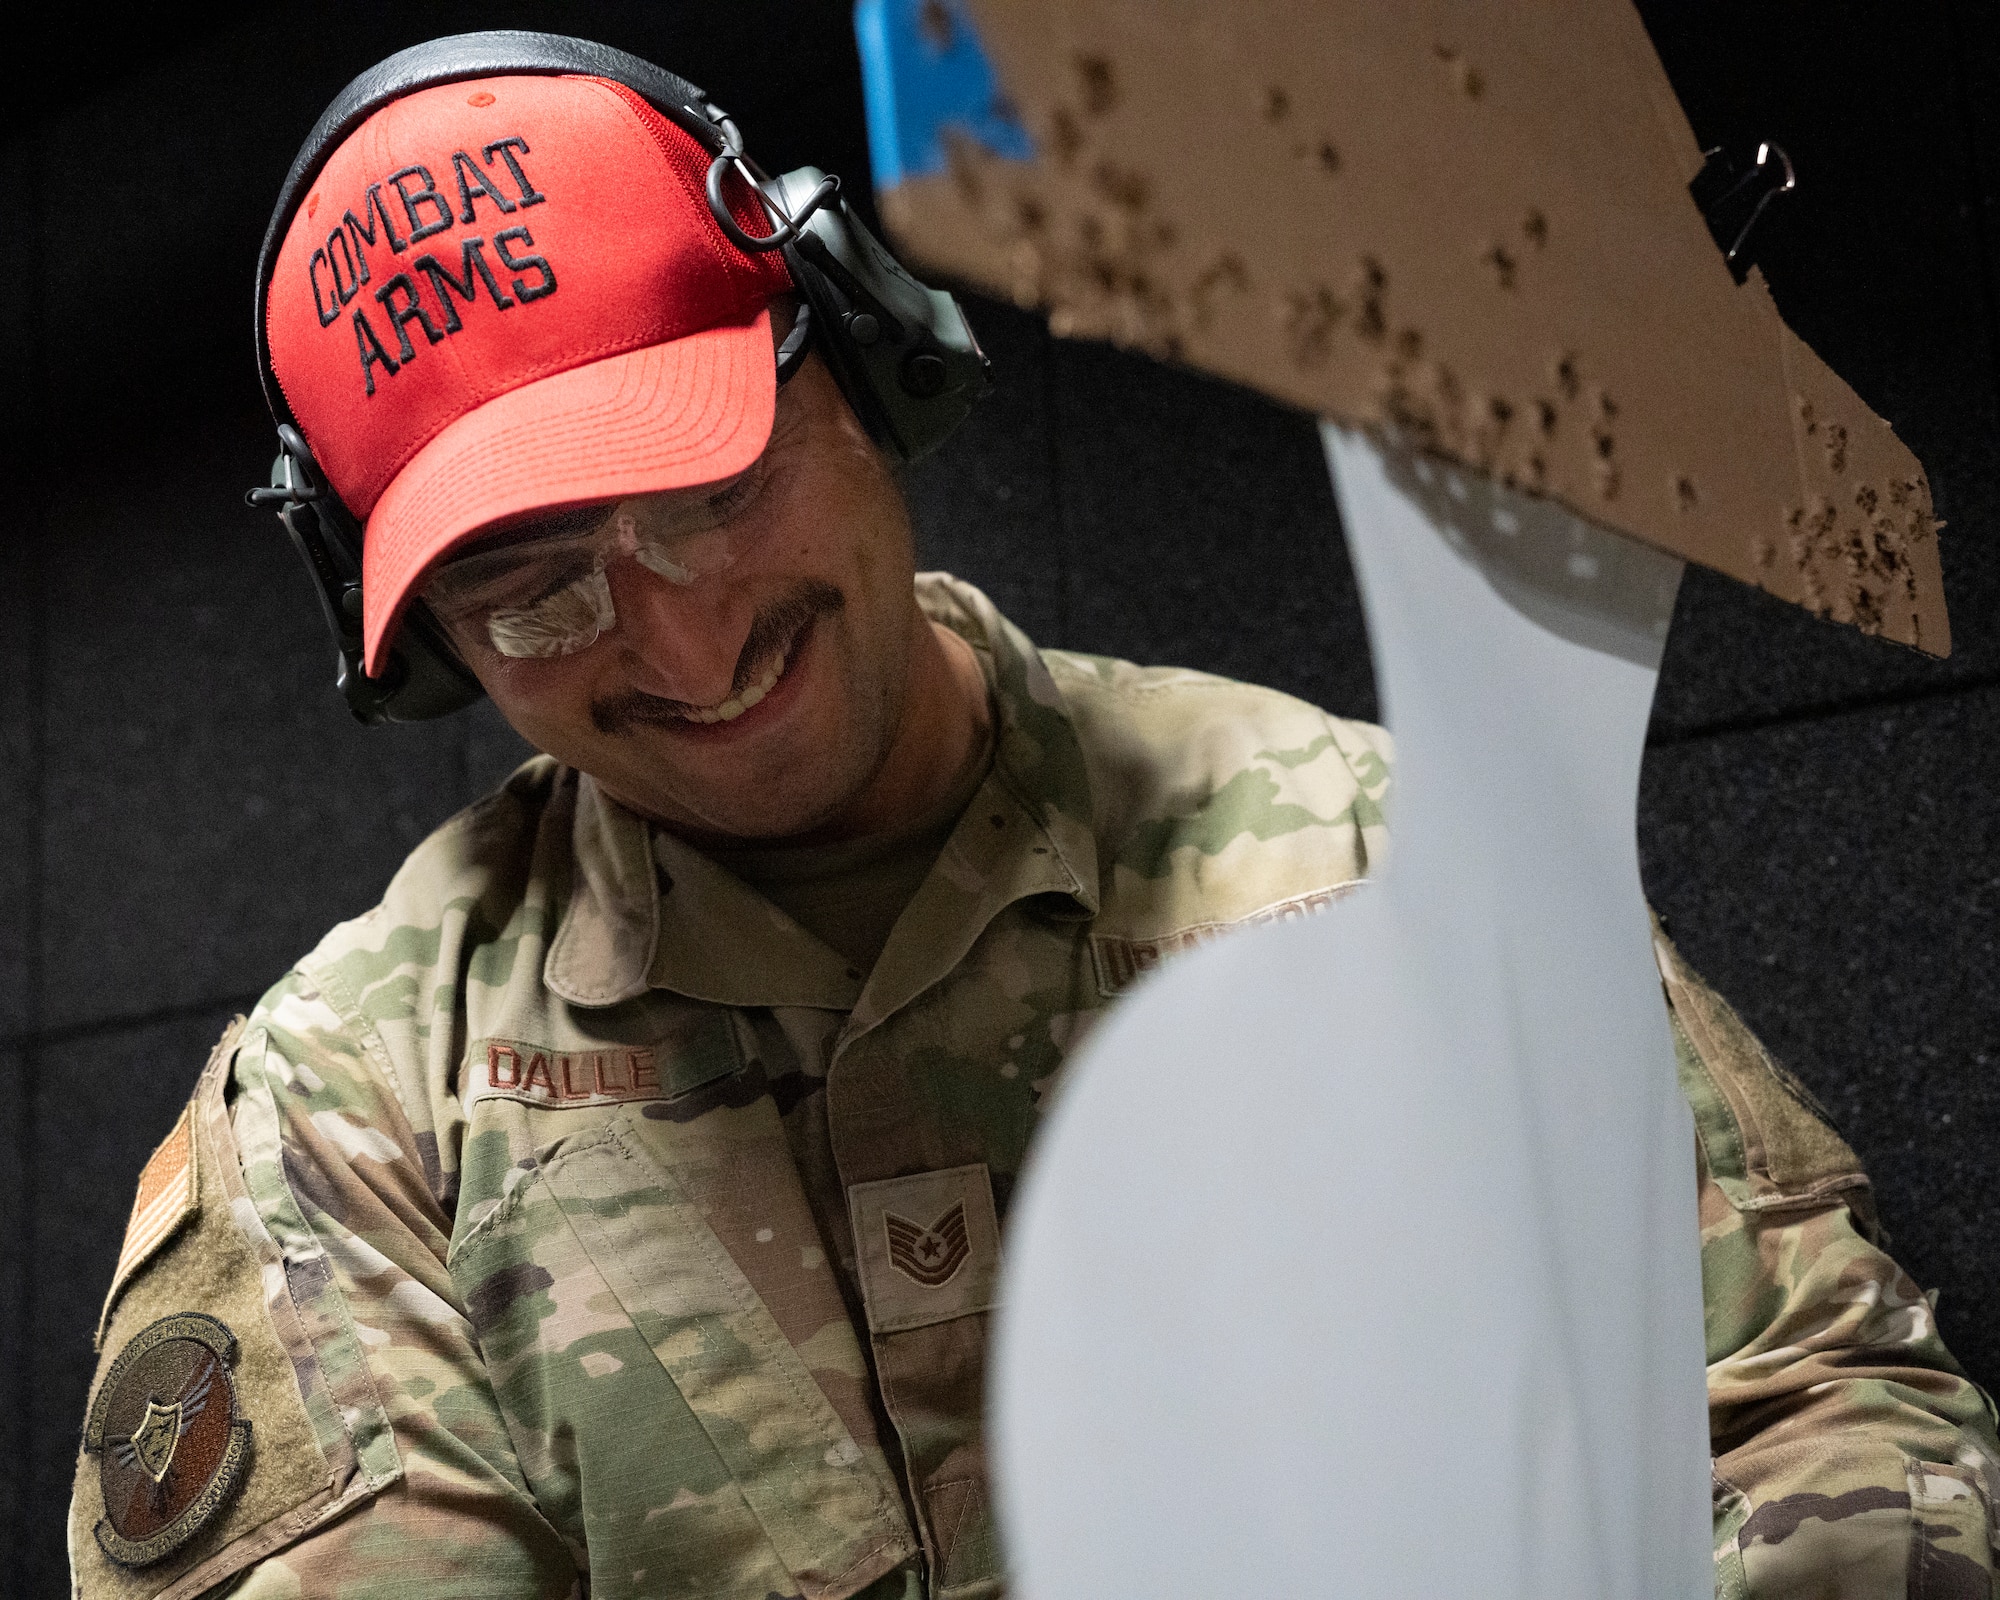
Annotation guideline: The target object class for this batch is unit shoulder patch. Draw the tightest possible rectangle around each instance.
[83,1313,252,1568]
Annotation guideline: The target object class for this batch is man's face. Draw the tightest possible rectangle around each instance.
[428,350,924,843]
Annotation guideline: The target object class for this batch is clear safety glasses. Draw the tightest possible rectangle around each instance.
[423,453,774,659]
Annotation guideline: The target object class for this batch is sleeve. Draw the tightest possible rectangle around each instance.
[219,976,579,1599]
[69,977,578,1600]
[1655,933,2000,1600]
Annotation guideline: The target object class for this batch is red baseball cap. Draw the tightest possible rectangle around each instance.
[266,73,794,675]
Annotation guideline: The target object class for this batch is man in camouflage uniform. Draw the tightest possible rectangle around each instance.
[72,42,1998,1600]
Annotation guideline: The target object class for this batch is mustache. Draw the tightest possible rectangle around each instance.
[589,579,845,736]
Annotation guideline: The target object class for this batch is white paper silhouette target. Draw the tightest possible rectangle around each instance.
[990,425,1710,1600]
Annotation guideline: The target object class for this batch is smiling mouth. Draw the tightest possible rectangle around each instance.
[682,644,788,724]
[589,579,843,738]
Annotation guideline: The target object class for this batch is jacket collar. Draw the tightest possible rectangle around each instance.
[543,575,1099,1012]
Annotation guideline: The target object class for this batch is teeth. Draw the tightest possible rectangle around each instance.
[688,651,785,724]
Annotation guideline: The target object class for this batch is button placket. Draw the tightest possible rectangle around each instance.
[826,1014,1004,1598]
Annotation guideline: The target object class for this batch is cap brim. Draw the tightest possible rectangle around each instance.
[361,307,776,676]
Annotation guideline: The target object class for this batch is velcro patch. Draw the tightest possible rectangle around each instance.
[470,1040,665,1108]
[102,1107,199,1342]
[465,1024,741,1113]
[1090,882,1357,994]
[84,1312,251,1568]
[848,1165,1001,1335]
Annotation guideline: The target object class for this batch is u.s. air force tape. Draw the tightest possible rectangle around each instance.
[84,1312,252,1567]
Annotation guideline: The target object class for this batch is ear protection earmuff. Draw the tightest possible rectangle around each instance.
[248,29,992,725]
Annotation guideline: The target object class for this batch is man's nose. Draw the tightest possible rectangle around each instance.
[604,558,749,707]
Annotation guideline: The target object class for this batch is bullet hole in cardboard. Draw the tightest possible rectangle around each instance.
[1523,209,1549,248]
[1823,423,1848,475]
[1191,251,1249,329]
[1535,399,1558,437]
[1091,160,1149,212]
[1355,256,1389,343]
[1869,523,1910,575]
[1050,106,1084,165]
[1473,394,1514,466]
[1554,353,1581,401]
[1381,353,1482,467]
[1076,54,1117,117]
[1855,484,1878,515]
[1675,475,1699,512]
[1432,44,1486,99]
[1040,180,1184,353]
[1483,244,1518,289]
[919,0,955,51]
[1592,428,1615,461]
[933,108,1220,358]
[1790,499,1837,551]
[1263,85,1290,123]
[1595,461,1622,500]
[1281,284,1346,368]
[1380,380,1443,453]
[1785,487,1925,633]
[1317,142,1342,174]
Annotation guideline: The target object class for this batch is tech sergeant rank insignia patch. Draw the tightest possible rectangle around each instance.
[83,1312,252,1567]
[886,1201,972,1287]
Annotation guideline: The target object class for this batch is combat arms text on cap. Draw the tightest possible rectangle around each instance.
[264,71,794,677]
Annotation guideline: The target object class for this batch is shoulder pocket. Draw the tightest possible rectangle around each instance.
[1654,927,1871,1217]
[71,1021,398,1600]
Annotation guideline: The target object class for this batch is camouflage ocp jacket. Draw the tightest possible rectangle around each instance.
[72,576,1998,1600]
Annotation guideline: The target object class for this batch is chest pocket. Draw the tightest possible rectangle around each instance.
[450,1099,914,1600]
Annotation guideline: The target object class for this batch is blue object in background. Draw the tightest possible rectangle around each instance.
[854,0,1036,188]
